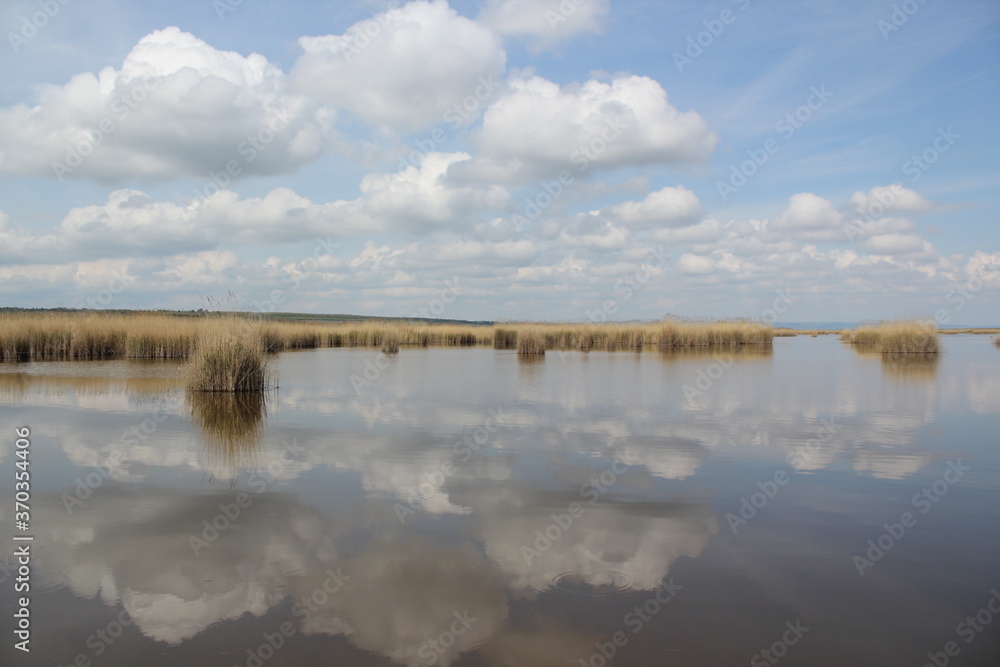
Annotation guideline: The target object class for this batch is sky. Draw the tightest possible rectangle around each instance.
[0,0,998,324]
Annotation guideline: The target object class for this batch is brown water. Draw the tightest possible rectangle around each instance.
[1,336,999,666]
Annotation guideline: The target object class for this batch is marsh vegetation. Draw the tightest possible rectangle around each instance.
[0,312,774,363]
[840,320,940,354]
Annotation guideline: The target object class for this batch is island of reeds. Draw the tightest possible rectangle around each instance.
[839,320,940,354]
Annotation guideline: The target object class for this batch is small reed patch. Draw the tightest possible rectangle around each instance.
[187,326,270,392]
[840,320,939,354]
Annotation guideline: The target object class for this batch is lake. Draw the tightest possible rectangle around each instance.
[2,335,999,666]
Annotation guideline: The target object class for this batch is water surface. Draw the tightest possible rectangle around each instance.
[2,336,999,666]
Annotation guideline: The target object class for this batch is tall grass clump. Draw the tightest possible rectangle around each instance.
[840,320,939,354]
[516,329,546,355]
[187,324,270,392]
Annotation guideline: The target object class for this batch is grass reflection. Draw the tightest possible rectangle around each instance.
[189,390,268,470]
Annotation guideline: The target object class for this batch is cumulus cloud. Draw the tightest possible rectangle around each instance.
[0,153,508,264]
[481,502,718,594]
[32,489,339,644]
[770,192,844,233]
[292,0,506,130]
[609,185,705,229]
[456,74,717,183]
[851,184,933,215]
[0,27,330,182]
[478,0,610,51]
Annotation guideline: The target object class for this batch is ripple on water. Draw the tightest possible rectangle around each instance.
[549,570,634,598]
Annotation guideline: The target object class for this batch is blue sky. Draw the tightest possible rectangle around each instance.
[1,0,998,323]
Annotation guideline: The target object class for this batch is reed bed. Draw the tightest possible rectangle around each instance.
[840,320,939,354]
[492,320,772,355]
[0,312,775,363]
[659,320,772,348]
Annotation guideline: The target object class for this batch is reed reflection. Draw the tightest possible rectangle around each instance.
[0,371,184,401]
[881,352,939,382]
[188,390,268,471]
[849,345,939,382]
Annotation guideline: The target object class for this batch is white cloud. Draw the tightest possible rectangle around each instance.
[162,250,240,284]
[0,27,330,182]
[560,222,630,250]
[292,0,506,130]
[770,192,844,232]
[0,153,509,264]
[457,74,717,183]
[481,503,717,594]
[677,253,715,274]
[851,185,933,215]
[651,218,724,244]
[609,185,705,229]
[478,0,610,52]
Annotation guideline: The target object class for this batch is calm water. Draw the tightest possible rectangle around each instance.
[2,336,999,666]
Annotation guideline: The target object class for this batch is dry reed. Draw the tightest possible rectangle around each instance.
[840,320,939,354]
[515,328,546,355]
[187,323,270,392]
[1,312,775,362]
